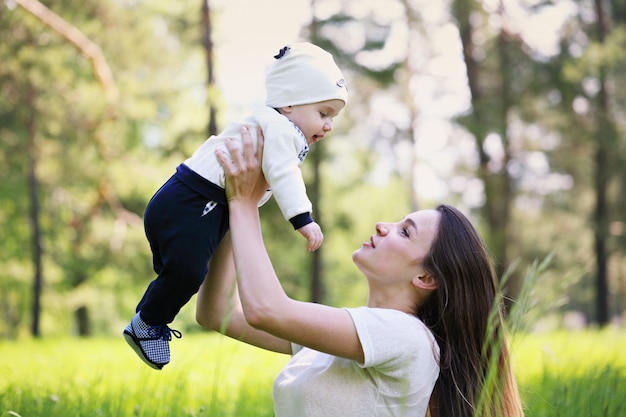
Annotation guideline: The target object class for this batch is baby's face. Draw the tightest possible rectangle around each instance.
[282,99,345,146]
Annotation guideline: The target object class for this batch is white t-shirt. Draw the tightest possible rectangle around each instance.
[273,307,440,417]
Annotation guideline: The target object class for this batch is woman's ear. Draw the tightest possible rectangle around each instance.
[412,275,437,291]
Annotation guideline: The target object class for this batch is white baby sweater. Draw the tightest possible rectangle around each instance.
[184,105,311,222]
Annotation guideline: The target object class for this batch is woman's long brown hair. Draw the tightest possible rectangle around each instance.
[418,205,523,417]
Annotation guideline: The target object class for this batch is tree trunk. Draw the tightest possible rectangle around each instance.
[454,0,515,297]
[493,3,516,305]
[612,0,626,323]
[307,2,325,303]
[454,1,501,256]
[592,0,612,326]
[399,0,420,212]
[75,306,90,336]
[310,145,325,303]
[201,0,218,136]
[27,87,43,338]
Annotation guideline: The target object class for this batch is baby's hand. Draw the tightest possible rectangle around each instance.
[297,222,323,252]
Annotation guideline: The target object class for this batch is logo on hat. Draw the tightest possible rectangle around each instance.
[274,46,291,59]
[336,78,346,89]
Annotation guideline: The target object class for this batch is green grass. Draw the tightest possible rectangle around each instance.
[1,329,625,416]
[0,333,287,417]
[512,329,626,417]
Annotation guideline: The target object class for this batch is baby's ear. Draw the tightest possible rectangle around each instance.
[277,106,292,114]
[412,275,437,291]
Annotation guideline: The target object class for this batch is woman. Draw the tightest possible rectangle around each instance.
[196,127,524,417]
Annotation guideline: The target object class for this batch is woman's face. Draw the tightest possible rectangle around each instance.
[352,210,440,285]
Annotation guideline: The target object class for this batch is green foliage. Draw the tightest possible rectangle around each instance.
[0,331,623,416]
[2,0,625,338]
[0,0,207,337]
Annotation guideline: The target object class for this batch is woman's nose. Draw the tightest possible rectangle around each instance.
[375,222,388,235]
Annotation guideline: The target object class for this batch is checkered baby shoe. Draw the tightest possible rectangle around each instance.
[123,313,182,370]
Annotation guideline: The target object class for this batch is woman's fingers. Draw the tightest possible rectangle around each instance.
[215,126,268,203]
[216,141,236,174]
[217,128,248,175]
[255,126,264,163]
[241,126,256,167]
[240,126,264,175]
[220,126,259,173]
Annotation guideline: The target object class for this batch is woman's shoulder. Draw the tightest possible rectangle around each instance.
[346,306,430,332]
[346,307,439,373]
[344,307,440,366]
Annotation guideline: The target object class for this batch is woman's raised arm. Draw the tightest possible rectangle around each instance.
[195,231,292,354]
[216,127,364,363]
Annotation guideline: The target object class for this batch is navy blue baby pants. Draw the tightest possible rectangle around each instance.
[136,164,229,326]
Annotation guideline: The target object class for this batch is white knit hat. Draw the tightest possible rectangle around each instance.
[265,42,348,108]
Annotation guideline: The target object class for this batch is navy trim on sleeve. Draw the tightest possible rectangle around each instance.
[289,212,313,230]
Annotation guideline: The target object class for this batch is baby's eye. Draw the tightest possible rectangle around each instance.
[320,112,328,117]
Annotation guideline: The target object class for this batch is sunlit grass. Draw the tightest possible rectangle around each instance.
[0,333,288,417]
[512,329,626,381]
[1,329,624,416]
[512,329,626,417]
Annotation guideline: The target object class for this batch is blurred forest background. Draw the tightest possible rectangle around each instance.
[1,0,625,339]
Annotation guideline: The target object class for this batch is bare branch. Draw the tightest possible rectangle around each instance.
[16,0,118,106]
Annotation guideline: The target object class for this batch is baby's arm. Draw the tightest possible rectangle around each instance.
[297,221,323,252]
[260,121,313,227]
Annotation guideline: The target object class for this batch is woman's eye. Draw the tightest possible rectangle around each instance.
[402,227,409,237]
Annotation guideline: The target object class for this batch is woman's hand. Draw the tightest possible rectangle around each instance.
[216,126,268,205]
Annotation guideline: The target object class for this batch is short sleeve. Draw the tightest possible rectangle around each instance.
[345,307,439,370]
[290,342,304,356]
